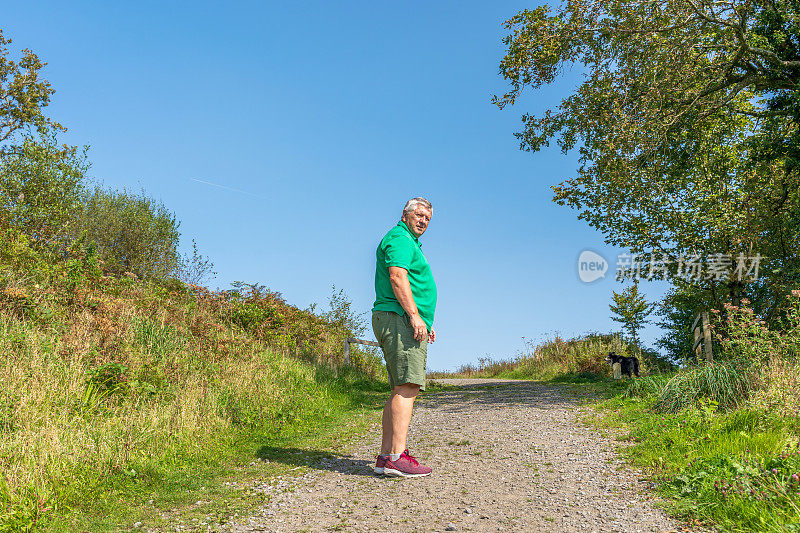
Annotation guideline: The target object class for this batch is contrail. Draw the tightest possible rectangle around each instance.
[188,177,267,199]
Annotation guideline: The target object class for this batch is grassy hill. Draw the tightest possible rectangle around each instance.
[0,226,386,531]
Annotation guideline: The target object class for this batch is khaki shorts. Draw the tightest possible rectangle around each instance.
[372,310,428,391]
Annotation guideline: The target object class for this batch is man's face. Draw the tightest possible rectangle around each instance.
[402,206,432,238]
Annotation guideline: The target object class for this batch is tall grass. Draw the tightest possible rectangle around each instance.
[653,360,758,412]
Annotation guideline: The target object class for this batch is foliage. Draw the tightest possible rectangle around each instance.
[655,282,715,363]
[227,281,327,360]
[72,186,181,280]
[321,285,367,339]
[493,0,800,319]
[0,29,60,146]
[717,290,800,361]
[609,279,655,351]
[0,131,88,242]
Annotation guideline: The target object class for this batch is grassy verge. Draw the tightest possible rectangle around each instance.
[77,369,387,532]
[429,331,674,381]
[0,338,387,532]
[586,378,800,532]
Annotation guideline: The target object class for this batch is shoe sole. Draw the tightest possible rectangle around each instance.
[383,467,431,478]
[374,467,384,475]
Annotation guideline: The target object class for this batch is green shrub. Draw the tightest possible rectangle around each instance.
[73,187,180,280]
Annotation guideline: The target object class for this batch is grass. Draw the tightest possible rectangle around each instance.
[626,359,759,413]
[0,318,387,531]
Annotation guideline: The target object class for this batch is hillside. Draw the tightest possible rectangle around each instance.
[0,226,386,530]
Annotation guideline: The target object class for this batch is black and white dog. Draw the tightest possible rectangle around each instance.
[605,352,640,378]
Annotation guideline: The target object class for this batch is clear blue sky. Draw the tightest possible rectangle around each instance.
[5,1,671,370]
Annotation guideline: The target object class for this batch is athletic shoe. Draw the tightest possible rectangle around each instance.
[383,450,432,478]
[374,455,387,475]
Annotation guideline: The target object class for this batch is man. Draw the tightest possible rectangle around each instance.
[372,197,437,478]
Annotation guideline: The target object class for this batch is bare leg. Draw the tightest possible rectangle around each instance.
[385,383,420,454]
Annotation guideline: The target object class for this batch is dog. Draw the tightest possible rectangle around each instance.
[605,351,640,378]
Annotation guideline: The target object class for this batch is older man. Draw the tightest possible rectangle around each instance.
[372,197,437,478]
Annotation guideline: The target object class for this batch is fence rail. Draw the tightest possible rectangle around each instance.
[344,337,380,365]
[692,311,713,363]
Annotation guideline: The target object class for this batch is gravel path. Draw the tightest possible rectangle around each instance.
[231,379,685,532]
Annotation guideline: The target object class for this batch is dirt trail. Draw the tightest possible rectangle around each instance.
[231,379,684,532]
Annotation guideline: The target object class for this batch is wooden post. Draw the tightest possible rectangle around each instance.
[693,327,702,363]
[702,311,713,363]
[613,362,622,380]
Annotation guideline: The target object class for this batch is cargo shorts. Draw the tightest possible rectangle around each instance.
[372,310,428,391]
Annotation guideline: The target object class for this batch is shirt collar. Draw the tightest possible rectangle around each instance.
[398,221,421,245]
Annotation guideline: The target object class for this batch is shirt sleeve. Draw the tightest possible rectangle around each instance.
[382,235,414,270]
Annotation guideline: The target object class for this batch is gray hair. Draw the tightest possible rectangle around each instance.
[403,197,433,215]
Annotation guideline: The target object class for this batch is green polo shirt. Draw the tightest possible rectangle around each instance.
[372,221,437,331]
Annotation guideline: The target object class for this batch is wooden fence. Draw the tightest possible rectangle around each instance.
[343,337,380,365]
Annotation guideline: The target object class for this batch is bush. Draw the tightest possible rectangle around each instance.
[73,186,180,280]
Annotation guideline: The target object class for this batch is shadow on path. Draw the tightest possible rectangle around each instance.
[256,445,377,476]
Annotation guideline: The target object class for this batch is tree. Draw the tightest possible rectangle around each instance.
[0,131,88,241]
[494,1,800,322]
[0,29,61,147]
[609,280,655,352]
[0,29,82,244]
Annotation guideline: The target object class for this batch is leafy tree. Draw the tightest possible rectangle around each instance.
[0,29,61,146]
[494,0,800,322]
[0,131,88,241]
[609,280,655,352]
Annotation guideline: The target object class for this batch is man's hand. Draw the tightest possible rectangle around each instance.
[409,313,427,342]
[429,328,436,343]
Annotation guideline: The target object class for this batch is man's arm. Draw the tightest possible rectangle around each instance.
[388,266,428,342]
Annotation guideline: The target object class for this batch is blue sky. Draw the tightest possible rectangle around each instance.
[4,1,671,370]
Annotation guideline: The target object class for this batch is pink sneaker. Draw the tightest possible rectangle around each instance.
[374,455,387,475]
[383,450,432,478]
